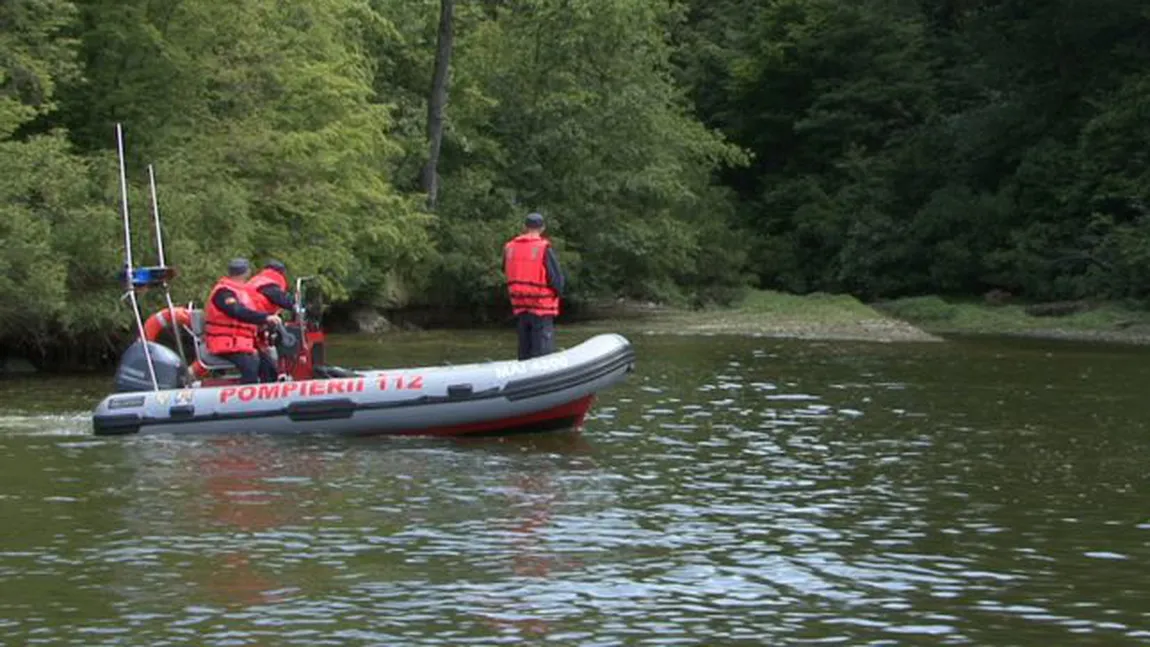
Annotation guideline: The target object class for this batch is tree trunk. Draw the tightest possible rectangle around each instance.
[421,0,455,211]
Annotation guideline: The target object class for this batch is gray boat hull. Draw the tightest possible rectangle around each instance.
[92,333,634,437]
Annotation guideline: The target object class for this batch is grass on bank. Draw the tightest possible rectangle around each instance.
[709,289,890,324]
[591,289,941,342]
[584,290,1150,344]
[874,295,1150,339]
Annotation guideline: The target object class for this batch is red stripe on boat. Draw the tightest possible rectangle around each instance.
[392,395,597,437]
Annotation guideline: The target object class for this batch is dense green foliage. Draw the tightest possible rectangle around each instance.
[680,0,1150,301]
[1,0,1149,359]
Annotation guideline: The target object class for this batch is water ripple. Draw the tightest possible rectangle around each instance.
[2,335,1150,644]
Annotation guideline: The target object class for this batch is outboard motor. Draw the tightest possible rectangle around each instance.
[113,340,188,393]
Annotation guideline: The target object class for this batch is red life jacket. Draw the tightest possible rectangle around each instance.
[504,234,559,316]
[204,277,260,355]
[247,268,288,315]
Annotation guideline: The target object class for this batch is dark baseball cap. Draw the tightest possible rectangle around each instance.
[265,260,286,274]
[227,257,250,276]
[525,212,545,228]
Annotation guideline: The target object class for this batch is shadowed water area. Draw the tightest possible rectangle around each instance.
[1,328,1148,645]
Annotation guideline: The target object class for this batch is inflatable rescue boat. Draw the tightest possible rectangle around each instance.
[93,333,634,437]
[92,124,634,437]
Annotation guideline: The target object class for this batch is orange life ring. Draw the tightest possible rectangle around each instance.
[142,307,211,378]
[143,307,192,342]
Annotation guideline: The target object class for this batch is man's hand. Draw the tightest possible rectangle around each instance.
[266,314,282,326]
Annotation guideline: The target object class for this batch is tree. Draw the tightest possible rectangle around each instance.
[0,0,122,358]
[61,0,433,305]
[0,0,80,137]
[425,0,747,310]
[421,0,455,210]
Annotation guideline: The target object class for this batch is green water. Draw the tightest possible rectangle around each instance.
[1,328,1148,645]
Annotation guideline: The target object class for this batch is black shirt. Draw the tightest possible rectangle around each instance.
[544,247,565,296]
[257,283,295,310]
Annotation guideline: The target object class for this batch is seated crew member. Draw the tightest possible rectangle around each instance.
[248,260,295,314]
[246,260,296,374]
[204,258,281,384]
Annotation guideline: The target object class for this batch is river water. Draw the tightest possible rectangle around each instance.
[0,328,1148,645]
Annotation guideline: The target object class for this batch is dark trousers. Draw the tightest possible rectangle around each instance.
[516,313,555,360]
[221,352,278,384]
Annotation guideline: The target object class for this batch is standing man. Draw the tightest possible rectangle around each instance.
[204,258,281,384]
[504,212,565,360]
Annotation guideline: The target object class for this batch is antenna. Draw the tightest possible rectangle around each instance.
[116,124,159,391]
[148,165,166,266]
[147,164,190,372]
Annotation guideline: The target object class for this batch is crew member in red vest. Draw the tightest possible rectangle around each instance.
[205,258,282,384]
[246,260,296,374]
[503,212,565,360]
[247,260,295,315]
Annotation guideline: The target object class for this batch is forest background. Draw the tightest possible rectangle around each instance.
[2,0,1148,363]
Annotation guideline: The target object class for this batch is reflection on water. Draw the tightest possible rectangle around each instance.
[1,331,1150,644]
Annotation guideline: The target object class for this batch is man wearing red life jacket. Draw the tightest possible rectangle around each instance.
[247,260,295,316]
[246,260,296,374]
[504,212,565,360]
[204,258,282,384]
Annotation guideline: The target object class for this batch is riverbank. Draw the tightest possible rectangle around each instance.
[583,291,943,343]
[11,290,1150,375]
[874,295,1150,345]
[586,290,1150,346]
